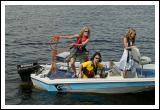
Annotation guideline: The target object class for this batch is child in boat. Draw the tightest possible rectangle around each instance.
[79,52,105,78]
[60,26,90,78]
[119,28,138,77]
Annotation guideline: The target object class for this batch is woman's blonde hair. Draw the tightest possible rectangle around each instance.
[124,28,136,43]
[125,28,136,39]
[79,26,90,38]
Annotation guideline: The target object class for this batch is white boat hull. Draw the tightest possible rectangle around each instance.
[31,77,155,93]
[31,62,155,93]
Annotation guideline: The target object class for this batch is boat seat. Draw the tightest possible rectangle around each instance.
[131,47,152,76]
[131,47,152,65]
[139,56,152,65]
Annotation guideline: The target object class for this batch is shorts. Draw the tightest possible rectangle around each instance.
[66,48,89,63]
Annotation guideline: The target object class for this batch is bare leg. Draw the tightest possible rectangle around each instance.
[123,70,128,78]
[70,58,77,77]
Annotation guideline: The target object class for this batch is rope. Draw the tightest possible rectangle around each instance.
[49,35,74,73]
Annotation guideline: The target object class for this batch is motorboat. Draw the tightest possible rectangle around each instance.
[30,61,155,93]
[17,48,155,93]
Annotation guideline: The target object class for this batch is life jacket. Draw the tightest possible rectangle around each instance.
[82,61,97,78]
[74,36,88,53]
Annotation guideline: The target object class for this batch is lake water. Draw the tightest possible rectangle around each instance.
[5,5,155,105]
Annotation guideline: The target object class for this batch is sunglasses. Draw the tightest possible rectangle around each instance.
[95,57,100,60]
[84,30,88,32]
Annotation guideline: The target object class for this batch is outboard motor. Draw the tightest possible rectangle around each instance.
[17,62,41,82]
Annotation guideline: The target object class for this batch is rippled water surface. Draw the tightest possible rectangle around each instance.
[5,5,155,105]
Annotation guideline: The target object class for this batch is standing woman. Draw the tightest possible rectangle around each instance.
[119,28,137,77]
[60,26,90,77]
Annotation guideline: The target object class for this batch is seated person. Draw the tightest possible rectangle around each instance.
[79,52,105,78]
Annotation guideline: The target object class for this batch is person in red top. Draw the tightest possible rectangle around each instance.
[60,26,90,77]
